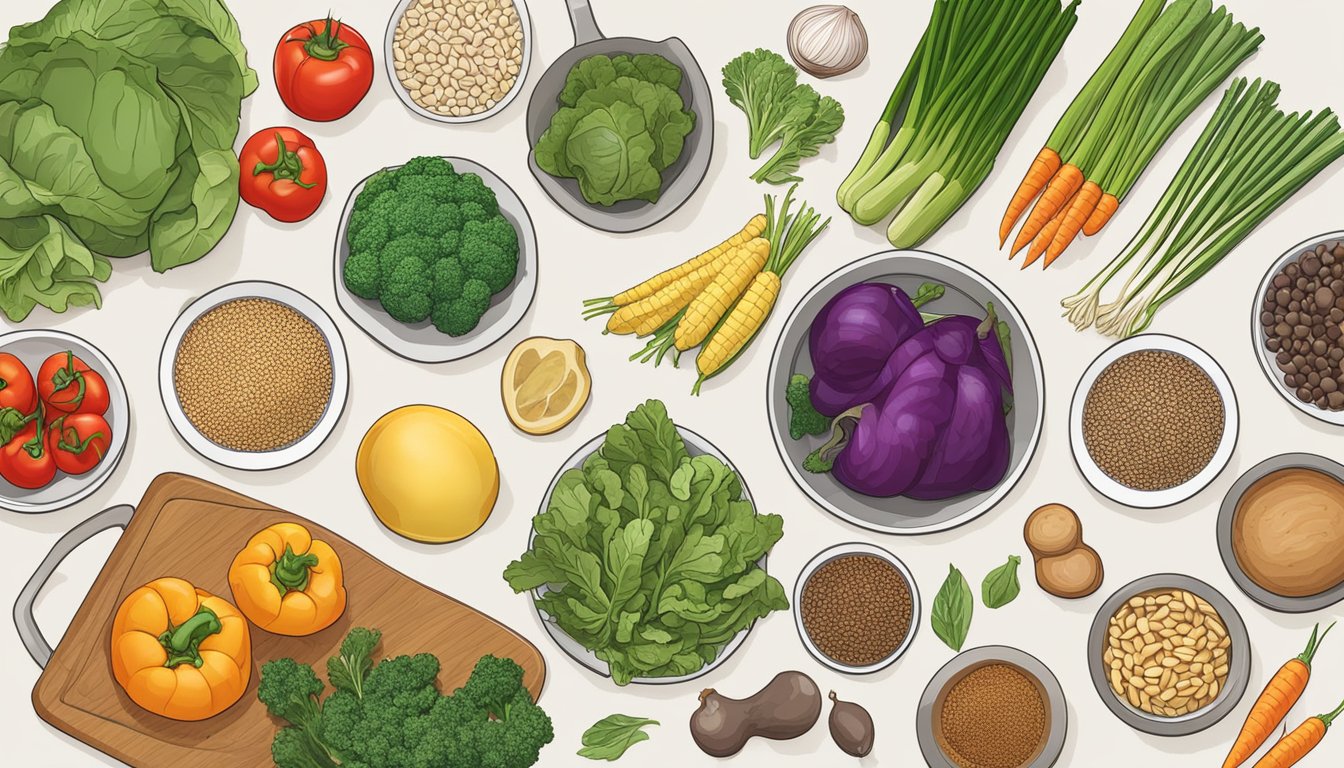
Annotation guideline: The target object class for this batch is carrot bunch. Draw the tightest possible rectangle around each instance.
[583,186,828,395]
[1223,623,1336,768]
[1000,0,1261,268]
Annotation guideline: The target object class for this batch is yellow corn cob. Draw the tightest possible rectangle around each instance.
[673,237,770,351]
[696,270,782,383]
[610,215,767,306]
[607,265,714,336]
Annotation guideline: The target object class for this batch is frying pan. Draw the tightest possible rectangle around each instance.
[525,0,713,233]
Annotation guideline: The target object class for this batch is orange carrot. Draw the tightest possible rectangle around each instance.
[1021,190,1077,269]
[1082,193,1119,236]
[1223,623,1335,768]
[1044,181,1104,268]
[1253,698,1344,768]
[1010,164,1084,257]
[1000,147,1062,246]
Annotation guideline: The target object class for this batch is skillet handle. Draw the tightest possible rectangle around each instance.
[14,505,134,668]
[565,0,604,44]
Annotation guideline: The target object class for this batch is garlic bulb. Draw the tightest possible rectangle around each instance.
[787,5,868,79]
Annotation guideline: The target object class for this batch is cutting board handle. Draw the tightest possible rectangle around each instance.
[14,504,134,668]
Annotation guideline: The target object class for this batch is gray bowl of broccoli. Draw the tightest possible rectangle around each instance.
[334,156,538,363]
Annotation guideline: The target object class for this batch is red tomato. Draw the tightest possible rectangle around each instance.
[37,351,109,415]
[239,127,328,223]
[0,353,37,414]
[274,18,374,122]
[0,422,55,489]
[48,413,111,476]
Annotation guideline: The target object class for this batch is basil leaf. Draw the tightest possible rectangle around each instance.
[981,555,1022,609]
[931,564,973,651]
[578,714,659,761]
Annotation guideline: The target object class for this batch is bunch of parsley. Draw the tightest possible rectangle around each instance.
[722,49,845,184]
[503,400,787,685]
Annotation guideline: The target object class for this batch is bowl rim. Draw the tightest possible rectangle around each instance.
[0,329,130,513]
[1086,573,1251,736]
[526,423,764,685]
[791,542,921,674]
[916,644,1068,768]
[157,280,350,471]
[765,249,1046,535]
[383,0,533,123]
[1216,452,1344,612]
[1250,230,1344,426]
[1068,333,1239,509]
[331,156,539,363]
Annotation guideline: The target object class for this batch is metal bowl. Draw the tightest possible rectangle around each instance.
[158,281,350,471]
[1087,574,1250,736]
[1217,453,1344,613]
[529,425,763,685]
[792,542,920,674]
[384,0,533,123]
[917,645,1068,768]
[332,157,538,363]
[766,250,1045,535]
[1251,231,1344,426]
[0,330,128,513]
[1068,334,1238,509]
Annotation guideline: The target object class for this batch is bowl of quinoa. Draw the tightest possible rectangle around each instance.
[159,281,349,471]
[1068,334,1238,508]
[792,542,919,674]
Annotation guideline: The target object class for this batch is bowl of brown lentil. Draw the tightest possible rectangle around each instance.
[917,645,1067,768]
[792,542,918,674]
[386,0,532,123]
[1068,334,1238,509]
[158,282,349,471]
[1087,574,1250,736]
[1253,231,1344,425]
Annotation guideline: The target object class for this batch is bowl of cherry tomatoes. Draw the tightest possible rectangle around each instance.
[0,330,128,513]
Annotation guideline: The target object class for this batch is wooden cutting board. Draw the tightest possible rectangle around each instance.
[31,473,546,767]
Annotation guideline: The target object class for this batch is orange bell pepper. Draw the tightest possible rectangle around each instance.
[228,522,346,636]
[110,577,251,721]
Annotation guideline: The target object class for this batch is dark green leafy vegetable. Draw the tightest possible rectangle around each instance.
[722,49,844,184]
[503,399,788,685]
[577,714,659,761]
[981,555,1022,609]
[931,564,973,651]
[786,374,829,439]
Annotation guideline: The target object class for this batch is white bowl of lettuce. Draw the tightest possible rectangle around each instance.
[503,400,786,686]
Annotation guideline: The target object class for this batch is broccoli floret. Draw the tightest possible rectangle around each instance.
[272,726,338,768]
[350,218,392,255]
[343,250,382,300]
[453,656,553,768]
[787,374,830,439]
[459,201,492,224]
[378,236,437,280]
[389,197,461,239]
[430,258,465,304]
[397,174,458,205]
[451,172,499,214]
[399,156,456,178]
[259,659,336,768]
[439,230,462,260]
[432,278,492,336]
[463,215,519,256]
[380,256,432,323]
[362,169,398,199]
[459,238,517,294]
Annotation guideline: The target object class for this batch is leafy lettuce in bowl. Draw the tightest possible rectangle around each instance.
[503,399,786,685]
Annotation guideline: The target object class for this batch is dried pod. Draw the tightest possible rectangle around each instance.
[828,691,874,757]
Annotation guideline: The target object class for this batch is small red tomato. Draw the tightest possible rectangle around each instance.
[0,422,55,489]
[48,413,111,476]
[38,351,109,416]
[0,353,37,414]
[274,17,374,122]
[239,127,328,223]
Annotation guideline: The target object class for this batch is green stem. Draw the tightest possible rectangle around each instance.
[159,606,221,668]
[47,351,86,409]
[299,15,349,62]
[271,545,319,593]
[254,133,316,188]
[1297,622,1335,669]
[1318,698,1344,729]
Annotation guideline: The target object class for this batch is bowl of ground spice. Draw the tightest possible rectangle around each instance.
[793,543,918,674]
[917,646,1067,768]
[1088,574,1250,736]
[1069,334,1238,508]
[1253,231,1344,424]
[159,282,349,471]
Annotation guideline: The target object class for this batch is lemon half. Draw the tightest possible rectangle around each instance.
[501,337,591,435]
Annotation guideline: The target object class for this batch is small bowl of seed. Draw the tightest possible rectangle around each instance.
[1068,334,1238,509]
[792,542,919,675]
[1253,231,1344,425]
[1088,574,1250,736]
[386,0,531,123]
[158,281,350,471]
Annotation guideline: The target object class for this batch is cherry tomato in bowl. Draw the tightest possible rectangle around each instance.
[0,421,55,490]
[47,413,111,476]
[275,17,374,122]
[239,127,328,223]
[37,351,109,416]
[0,353,37,413]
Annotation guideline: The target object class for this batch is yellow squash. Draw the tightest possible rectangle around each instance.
[229,522,346,636]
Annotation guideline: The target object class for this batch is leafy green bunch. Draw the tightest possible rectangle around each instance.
[343,156,520,336]
[259,628,554,768]
[534,54,695,206]
[504,400,788,685]
[722,49,845,184]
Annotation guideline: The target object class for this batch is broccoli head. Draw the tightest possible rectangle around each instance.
[381,256,432,323]
[787,373,830,439]
[432,278,492,336]
[343,250,381,300]
[463,215,519,256]
[259,658,325,726]
[459,238,517,294]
